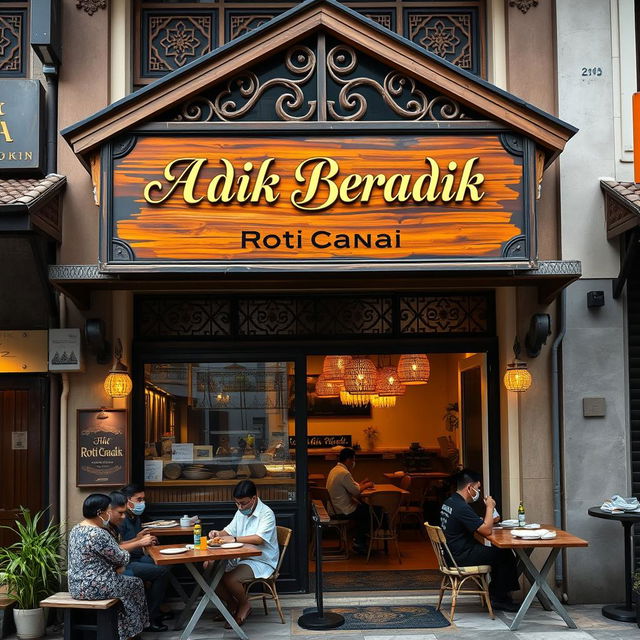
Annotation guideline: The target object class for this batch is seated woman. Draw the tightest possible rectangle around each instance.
[68,494,149,640]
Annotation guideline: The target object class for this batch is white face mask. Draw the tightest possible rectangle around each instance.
[469,485,481,502]
[100,512,111,528]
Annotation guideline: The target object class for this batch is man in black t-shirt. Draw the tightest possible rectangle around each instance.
[440,469,519,611]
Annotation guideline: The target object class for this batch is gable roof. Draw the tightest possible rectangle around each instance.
[62,0,576,167]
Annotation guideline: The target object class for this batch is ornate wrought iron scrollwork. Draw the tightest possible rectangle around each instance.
[326,45,469,121]
[175,45,317,122]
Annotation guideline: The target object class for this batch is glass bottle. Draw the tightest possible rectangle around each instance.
[518,501,526,526]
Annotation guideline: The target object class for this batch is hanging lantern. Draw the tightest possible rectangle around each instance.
[343,358,378,394]
[397,354,430,385]
[503,337,532,392]
[370,394,397,408]
[315,375,343,398]
[375,366,406,397]
[503,364,532,392]
[322,356,352,382]
[104,339,133,399]
[340,390,371,407]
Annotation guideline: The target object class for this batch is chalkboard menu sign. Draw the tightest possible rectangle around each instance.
[77,409,128,487]
[289,435,352,449]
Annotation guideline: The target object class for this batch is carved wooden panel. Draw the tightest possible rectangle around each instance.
[0,6,27,77]
[404,7,483,76]
[135,293,495,340]
[138,7,217,81]
[134,2,485,84]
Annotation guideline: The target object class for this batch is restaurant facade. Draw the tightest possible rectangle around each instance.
[0,0,635,603]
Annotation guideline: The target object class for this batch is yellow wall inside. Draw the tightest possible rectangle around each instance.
[293,354,472,450]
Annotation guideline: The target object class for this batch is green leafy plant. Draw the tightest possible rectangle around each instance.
[0,508,66,610]
[634,570,640,595]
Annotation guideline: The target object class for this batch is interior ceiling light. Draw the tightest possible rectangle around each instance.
[504,337,532,392]
[375,366,406,397]
[322,355,352,382]
[315,375,343,398]
[339,390,371,407]
[343,357,377,394]
[370,394,397,408]
[397,354,431,385]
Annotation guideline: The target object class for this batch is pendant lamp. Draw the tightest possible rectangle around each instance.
[397,354,430,385]
[375,366,406,397]
[340,390,371,407]
[315,375,343,398]
[370,394,397,408]
[104,339,133,398]
[504,338,532,392]
[343,357,378,394]
[322,355,352,382]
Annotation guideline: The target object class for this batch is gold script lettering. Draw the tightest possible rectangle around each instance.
[0,120,13,143]
[143,157,207,204]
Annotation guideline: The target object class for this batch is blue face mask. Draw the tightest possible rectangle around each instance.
[239,499,255,516]
[130,501,146,516]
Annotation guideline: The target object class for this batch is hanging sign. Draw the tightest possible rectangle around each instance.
[0,330,48,372]
[77,409,128,487]
[106,133,531,269]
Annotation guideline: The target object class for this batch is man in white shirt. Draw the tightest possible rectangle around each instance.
[326,447,374,553]
[208,480,279,627]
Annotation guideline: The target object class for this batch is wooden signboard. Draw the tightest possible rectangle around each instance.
[77,409,128,487]
[106,133,532,270]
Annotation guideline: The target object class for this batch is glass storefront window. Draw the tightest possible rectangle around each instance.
[143,361,296,503]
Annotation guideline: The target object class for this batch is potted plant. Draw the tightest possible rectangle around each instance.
[634,570,640,628]
[0,508,65,639]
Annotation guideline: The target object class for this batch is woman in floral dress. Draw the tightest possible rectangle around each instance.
[68,494,149,640]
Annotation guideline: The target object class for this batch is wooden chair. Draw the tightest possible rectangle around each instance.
[398,474,428,538]
[425,523,494,622]
[365,490,403,563]
[308,486,350,560]
[241,525,292,624]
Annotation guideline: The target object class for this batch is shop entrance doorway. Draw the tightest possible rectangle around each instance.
[0,375,48,546]
[305,351,492,590]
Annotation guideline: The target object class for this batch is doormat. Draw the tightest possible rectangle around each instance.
[299,605,450,630]
[311,569,441,591]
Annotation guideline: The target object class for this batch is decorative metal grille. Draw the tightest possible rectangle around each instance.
[158,35,483,123]
[135,293,494,339]
[134,1,485,84]
[399,295,490,334]
[0,7,27,76]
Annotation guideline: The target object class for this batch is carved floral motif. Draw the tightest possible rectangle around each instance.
[508,0,539,14]
[76,0,107,16]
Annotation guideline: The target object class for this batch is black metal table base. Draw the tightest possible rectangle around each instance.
[601,604,637,623]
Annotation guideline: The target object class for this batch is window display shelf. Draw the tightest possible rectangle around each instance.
[147,477,294,487]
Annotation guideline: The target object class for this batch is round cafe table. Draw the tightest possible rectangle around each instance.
[588,506,640,622]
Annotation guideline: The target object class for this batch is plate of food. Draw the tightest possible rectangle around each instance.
[159,547,188,555]
[524,523,541,529]
[221,542,244,549]
[499,519,519,528]
[511,528,555,540]
[145,520,178,528]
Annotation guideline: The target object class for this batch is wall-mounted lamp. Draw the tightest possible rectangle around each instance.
[504,337,532,392]
[104,339,132,398]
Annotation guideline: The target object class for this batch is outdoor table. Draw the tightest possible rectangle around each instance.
[588,506,640,622]
[486,525,588,631]
[148,543,261,640]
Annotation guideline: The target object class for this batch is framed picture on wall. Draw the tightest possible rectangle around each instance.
[288,375,371,417]
[193,445,213,460]
[77,408,128,487]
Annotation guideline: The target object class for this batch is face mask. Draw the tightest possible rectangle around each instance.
[239,499,255,516]
[351,461,356,469]
[131,502,146,516]
[100,513,111,528]
[470,486,481,503]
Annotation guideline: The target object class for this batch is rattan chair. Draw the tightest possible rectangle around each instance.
[365,490,403,563]
[241,525,292,623]
[425,522,494,622]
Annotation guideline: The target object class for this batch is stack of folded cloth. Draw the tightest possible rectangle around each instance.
[601,495,640,513]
